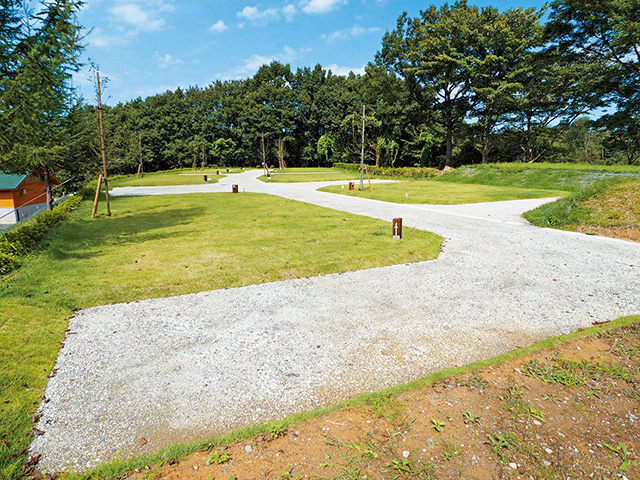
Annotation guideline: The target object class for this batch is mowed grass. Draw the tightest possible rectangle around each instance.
[259,167,361,183]
[319,180,568,204]
[110,170,225,187]
[0,193,442,478]
[437,162,640,192]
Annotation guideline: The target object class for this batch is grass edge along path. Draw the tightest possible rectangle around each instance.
[57,314,640,480]
[0,193,442,480]
[524,178,639,231]
[319,180,567,205]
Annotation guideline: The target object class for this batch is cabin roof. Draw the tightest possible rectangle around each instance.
[0,172,29,190]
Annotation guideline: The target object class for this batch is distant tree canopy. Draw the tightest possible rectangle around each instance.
[3,0,640,189]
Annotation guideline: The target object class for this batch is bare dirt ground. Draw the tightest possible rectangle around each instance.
[112,321,640,480]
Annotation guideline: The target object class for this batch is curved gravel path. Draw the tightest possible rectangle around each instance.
[31,171,639,472]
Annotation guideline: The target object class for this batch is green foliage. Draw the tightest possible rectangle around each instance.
[269,422,286,439]
[333,163,439,179]
[206,449,231,464]
[0,0,84,197]
[522,177,634,228]
[462,410,482,425]
[0,195,83,276]
[430,418,445,432]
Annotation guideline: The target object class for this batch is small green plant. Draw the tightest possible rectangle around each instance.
[278,469,299,480]
[462,409,482,425]
[528,407,545,422]
[368,394,404,423]
[457,374,489,389]
[207,449,231,464]
[603,442,636,473]
[388,458,413,473]
[441,440,459,461]
[486,433,520,465]
[542,393,561,405]
[431,418,445,432]
[269,422,287,439]
[142,462,164,480]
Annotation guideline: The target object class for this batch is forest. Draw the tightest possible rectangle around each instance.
[1,0,639,188]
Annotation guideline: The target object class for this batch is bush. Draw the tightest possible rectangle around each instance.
[333,163,439,179]
[0,194,84,278]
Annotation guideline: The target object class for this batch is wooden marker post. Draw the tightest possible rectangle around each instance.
[392,218,402,240]
[349,182,354,190]
[232,184,238,193]
[91,175,103,218]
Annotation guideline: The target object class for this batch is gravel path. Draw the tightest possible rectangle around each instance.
[31,171,639,472]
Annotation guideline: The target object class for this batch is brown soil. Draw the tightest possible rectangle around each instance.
[118,322,640,480]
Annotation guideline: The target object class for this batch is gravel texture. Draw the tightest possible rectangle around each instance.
[31,171,640,472]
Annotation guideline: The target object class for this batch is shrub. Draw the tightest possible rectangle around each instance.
[333,163,439,179]
[0,194,85,278]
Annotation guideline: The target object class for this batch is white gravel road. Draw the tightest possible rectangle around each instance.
[31,171,639,472]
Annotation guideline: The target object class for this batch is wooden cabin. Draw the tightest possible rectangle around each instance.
[0,169,62,225]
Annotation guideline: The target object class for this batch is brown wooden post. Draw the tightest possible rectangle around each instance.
[349,182,354,190]
[91,175,103,218]
[232,184,238,193]
[365,166,373,192]
[392,218,402,240]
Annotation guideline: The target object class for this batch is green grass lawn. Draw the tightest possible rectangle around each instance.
[0,193,442,479]
[110,170,226,187]
[319,179,568,204]
[437,162,640,192]
[259,167,361,183]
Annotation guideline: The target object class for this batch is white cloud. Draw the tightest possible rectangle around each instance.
[283,4,297,21]
[111,3,166,32]
[154,51,183,69]
[237,6,278,21]
[325,63,365,77]
[210,20,228,33]
[302,0,346,14]
[216,46,300,79]
[322,26,382,42]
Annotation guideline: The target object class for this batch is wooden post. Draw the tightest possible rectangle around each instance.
[360,105,365,191]
[96,72,111,216]
[392,218,402,240]
[91,175,103,218]
[137,131,143,177]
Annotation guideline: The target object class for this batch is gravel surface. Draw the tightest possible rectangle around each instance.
[31,171,640,472]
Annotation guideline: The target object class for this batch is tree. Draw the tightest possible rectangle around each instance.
[469,7,543,163]
[379,1,483,167]
[239,62,295,166]
[546,0,640,164]
[0,0,84,209]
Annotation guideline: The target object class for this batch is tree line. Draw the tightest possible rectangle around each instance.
[1,0,638,193]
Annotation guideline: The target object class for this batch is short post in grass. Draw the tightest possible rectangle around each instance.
[232,184,238,193]
[393,218,402,240]
[203,175,208,182]
[349,182,354,190]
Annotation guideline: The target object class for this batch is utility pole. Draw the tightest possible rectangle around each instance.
[96,71,111,216]
[360,105,365,191]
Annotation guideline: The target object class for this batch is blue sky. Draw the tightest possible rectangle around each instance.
[73,0,548,105]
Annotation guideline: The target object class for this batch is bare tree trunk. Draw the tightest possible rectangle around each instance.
[43,166,53,211]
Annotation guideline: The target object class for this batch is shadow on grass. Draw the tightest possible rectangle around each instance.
[47,204,203,261]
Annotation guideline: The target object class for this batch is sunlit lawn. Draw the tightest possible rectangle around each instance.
[0,192,442,478]
[320,180,568,204]
[111,170,226,187]
[259,167,361,183]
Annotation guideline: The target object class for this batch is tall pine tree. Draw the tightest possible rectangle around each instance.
[0,0,84,208]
